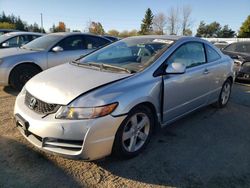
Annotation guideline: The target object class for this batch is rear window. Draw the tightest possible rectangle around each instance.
[206,44,221,62]
[83,36,110,49]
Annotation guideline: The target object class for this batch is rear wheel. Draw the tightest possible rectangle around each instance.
[213,79,232,108]
[9,64,41,91]
[112,105,154,159]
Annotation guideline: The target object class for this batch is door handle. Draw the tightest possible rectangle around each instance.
[203,69,210,74]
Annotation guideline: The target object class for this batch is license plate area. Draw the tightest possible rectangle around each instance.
[15,114,30,136]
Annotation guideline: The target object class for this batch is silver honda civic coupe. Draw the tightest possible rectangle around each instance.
[14,35,234,160]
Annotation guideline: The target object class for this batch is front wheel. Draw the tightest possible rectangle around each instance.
[112,105,154,159]
[213,79,232,108]
[9,64,41,91]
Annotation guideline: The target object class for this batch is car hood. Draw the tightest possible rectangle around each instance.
[0,47,39,58]
[25,63,131,105]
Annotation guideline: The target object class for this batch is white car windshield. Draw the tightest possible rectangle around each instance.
[76,37,174,73]
[22,35,63,51]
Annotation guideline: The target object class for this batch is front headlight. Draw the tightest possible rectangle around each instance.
[55,103,118,120]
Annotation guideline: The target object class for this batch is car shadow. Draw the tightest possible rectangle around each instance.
[3,86,19,96]
[97,102,250,187]
[0,136,82,188]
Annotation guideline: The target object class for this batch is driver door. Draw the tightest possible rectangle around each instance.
[162,42,212,123]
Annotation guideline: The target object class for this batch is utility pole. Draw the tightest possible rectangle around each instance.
[40,13,43,32]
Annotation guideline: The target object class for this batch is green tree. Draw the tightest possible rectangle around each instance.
[238,15,250,38]
[217,25,235,38]
[15,17,27,31]
[195,21,206,37]
[88,21,105,35]
[196,21,224,37]
[139,8,154,35]
[0,22,15,29]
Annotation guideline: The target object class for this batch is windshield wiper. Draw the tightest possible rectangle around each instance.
[99,63,132,74]
[71,61,132,74]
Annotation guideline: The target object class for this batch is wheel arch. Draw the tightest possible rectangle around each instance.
[227,75,233,84]
[127,101,160,132]
[8,62,43,84]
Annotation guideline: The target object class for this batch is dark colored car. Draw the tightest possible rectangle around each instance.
[0,32,43,49]
[213,41,228,50]
[222,41,250,81]
[0,29,19,35]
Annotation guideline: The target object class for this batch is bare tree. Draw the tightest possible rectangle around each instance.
[153,13,167,35]
[167,7,179,35]
[181,5,192,35]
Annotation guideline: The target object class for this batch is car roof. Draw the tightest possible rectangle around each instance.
[127,35,183,41]
[229,41,250,45]
[3,31,44,36]
[49,32,104,37]
[48,32,112,41]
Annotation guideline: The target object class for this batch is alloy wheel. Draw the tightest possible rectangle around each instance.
[122,113,150,153]
[221,82,231,105]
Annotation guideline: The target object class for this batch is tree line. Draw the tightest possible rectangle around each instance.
[0,10,249,38]
[0,12,45,33]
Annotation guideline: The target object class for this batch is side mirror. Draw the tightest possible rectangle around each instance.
[166,62,186,74]
[52,46,63,52]
[2,42,9,47]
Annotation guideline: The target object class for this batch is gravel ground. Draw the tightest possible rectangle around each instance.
[0,83,250,188]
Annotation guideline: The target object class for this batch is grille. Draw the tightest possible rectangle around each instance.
[25,91,60,114]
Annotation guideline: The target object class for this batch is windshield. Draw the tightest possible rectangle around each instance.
[0,33,13,43]
[77,37,174,73]
[22,34,63,51]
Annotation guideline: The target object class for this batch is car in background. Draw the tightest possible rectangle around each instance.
[14,36,234,160]
[0,32,43,49]
[0,32,112,90]
[222,41,250,81]
[0,29,19,35]
[213,41,228,50]
[103,35,120,42]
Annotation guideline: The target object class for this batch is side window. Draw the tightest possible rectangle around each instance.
[29,35,41,41]
[83,36,110,50]
[19,35,30,46]
[236,43,250,53]
[206,44,221,62]
[5,36,19,47]
[168,42,206,68]
[224,43,236,52]
[57,36,83,51]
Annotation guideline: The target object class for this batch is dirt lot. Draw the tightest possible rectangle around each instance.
[0,83,250,188]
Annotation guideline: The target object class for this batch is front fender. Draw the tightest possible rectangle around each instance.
[70,74,162,120]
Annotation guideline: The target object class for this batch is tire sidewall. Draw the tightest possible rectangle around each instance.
[218,79,232,108]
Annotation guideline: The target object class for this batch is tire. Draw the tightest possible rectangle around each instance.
[9,64,41,91]
[213,79,232,108]
[112,105,154,159]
